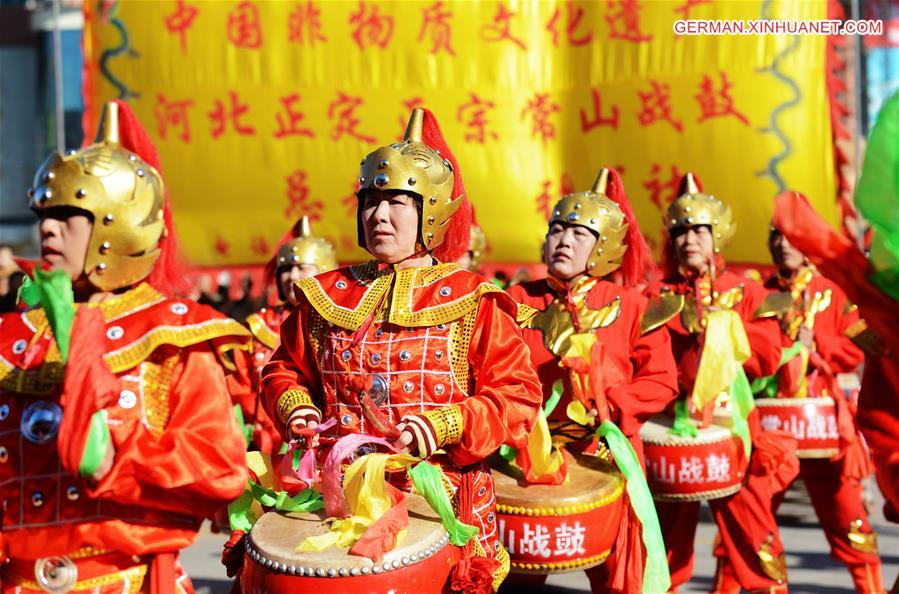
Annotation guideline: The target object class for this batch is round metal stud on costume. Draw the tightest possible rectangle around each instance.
[12,339,26,354]
[75,188,87,199]
[434,350,443,360]
[399,350,412,362]
[433,384,445,396]
[439,287,451,297]
[374,174,389,187]
[20,401,63,444]
[0,446,8,463]
[171,303,188,315]
[118,390,137,410]
[33,556,77,594]
[106,326,124,340]
[66,485,79,501]
[369,353,382,365]
[31,492,44,507]
[99,241,111,254]
[368,374,389,404]
[341,350,351,362]
[336,280,347,289]
[0,404,9,420]
[403,381,415,393]
[340,414,352,426]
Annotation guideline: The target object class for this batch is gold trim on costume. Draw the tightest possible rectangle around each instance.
[277,388,315,423]
[848,518,879,554]
[9,563,148,593]
[246,313,280,349]
[754,291,793,319]
[423,405,464,446]
[143,353,179,438]
[641,292,685,334]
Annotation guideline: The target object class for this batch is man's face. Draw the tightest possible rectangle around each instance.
[672,225,714,273]
[278,264,318,306]
[768,229,805,273]
[360,190,421,263]
[37,207,93,281]
[544,221,597,281]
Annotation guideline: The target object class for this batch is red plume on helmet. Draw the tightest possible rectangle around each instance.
[418,109,472,263]
[105,99,190,297]
[602,167,658,286]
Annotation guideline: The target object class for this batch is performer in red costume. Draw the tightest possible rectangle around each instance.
[771,191,899,594]
[0,101,248,593]
[507,167,679,593]
[242,216,337,453]
[645,173,795,594]
[261,108,542,592]
[755,225,882,593]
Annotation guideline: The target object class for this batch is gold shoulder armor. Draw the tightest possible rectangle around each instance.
[754,292,793,319]
[641,292,685,334]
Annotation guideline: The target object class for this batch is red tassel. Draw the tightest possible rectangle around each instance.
[110,100,190,297]
[221,530,247,579]
[417,108,472,263]
[603,167,659,286]
[450,554,500,594]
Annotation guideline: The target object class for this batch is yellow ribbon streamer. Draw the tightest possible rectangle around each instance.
[298,452,417,553]
[692,309,751,411]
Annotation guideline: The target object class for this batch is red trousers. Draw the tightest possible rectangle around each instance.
[657,461,786,593]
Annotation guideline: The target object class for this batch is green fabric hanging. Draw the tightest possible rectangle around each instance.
[598,420,671,594]
[408,461,478,547]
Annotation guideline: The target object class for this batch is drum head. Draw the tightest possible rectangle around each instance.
[248,494,447,571]
[640,416,732,445]
[492,453,623,510]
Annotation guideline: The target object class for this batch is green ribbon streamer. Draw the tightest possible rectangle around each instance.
[408,461,478,547]
[20,269,75,362]
[729,367,754,458]
[232,404,252,447]
[750,341,803,399]
[668,397,698,438]
[78,410,111,477]
[597,420,671,594]
[228,480,324,532]
[499,380,564,462]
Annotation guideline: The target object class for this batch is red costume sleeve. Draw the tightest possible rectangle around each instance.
[90,347,248,513]
[608,325,679,437]
[449,294,543,467]
[259,300,322,436]
[734,283,781,380]
[813,286,864,374]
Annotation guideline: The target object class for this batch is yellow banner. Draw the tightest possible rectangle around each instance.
[83,0,835,266]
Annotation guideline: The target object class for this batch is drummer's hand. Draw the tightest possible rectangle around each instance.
[798,326,815,350]
[287,406,321,446]
[587,408,599,427]
[394,414,438,459]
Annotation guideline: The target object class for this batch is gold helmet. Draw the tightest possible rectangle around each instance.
[548,169,628,278]
[29,102,164,291]
[357,108,461,251]
[275,216,337,272]
[468,224,487,270]
[665,172,736,252]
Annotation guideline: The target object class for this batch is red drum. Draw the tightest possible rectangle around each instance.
[640,416,748,502]
[241,494,454,594]
[492,453,625,574]
[756,396,840,459]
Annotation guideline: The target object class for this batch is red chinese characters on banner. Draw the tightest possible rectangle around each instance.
[521,93,561,146]
[227,1,263,49]
[164,0,199,55]
[674,0,713,21]
[285,169,324,221]
[209,91,256,138]
[637,81,683,132]
[695,72,749,125]
[457,93,499,144]
[154,94,194,142]
[328,92,376,144]
[214,236,231,257]
[481,2,527,51]
[417,1,455,56]
[288,1,327,46]
[274,93,315,139]
[349,1,394,50]
[605,0,653,43]
[580,88,620,132]
[546,1,594,47]
[642,163,684,211]
[250,235,271,256]
[397,97,425,140]
[534,173,574,218]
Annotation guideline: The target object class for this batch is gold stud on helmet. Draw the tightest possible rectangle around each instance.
[357,108,460,251]
[664,172,736,253]
[29,102,165,291]
[276,216,337,272]
[548,168,628,278]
